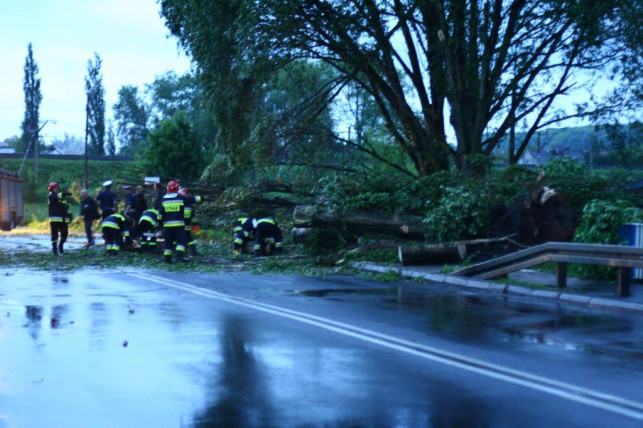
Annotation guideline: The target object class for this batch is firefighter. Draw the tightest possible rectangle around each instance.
[179,188,198,256]
[96,180,119,219]
[232,216,255,256]
[124,185,147,241]
[101,212,128,256]
[158,180,201,263]
[137,208,160,253]
[47,182,72,255]
[79,189,99,247]
[253,216,284,257]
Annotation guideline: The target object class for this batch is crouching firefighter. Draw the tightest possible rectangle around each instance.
[232,216,255,256]
[137,208,160,253]
[253,216,284,257]
[101,213,128,256]
[158,181,201,263]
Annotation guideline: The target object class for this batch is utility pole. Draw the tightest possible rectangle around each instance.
[34,119,54,178]
[19,119,53,178]
[84,95,89,190]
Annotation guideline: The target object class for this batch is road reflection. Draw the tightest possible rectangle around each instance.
[192,314,276,426]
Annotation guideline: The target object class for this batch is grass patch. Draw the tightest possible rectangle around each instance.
[372,270,405,282]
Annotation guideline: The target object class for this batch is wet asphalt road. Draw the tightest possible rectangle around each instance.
[1,268,643,427]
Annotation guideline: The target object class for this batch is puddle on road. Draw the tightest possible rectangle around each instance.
[296,287,397,297]
[0,233,87,253]
[295,286,643,362]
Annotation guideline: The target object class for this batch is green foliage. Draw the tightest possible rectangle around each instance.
[85,53,106,155]
[572,199,643,279]
[315,171,444,216]
[142,111,207,181]
[340,247,399,264]
[113,85,149,155]
[574,200,643,245]
[423,184,491,242]
[372,270,405,282]
[212,187,264,214]
[20,43,44,156]
[0,157,135,203]
[200,153,243,186]
[540,157,637,211]
[489,165,539,202]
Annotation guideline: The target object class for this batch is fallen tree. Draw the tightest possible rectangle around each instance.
[293,206,425,241]
[398,236,516,266]
[489,186,577,246]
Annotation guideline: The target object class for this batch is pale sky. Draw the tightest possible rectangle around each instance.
[0,0,191,144]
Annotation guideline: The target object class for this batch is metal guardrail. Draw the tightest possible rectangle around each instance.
[452,242,643,297]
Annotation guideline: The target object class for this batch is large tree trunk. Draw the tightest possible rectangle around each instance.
[398,236,515,266]
[399,243,467,265]
[293,206,425,241]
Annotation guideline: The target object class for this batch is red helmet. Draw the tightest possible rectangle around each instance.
[178,188,189,196]
[167,180,180,193]
[48,182,59,191]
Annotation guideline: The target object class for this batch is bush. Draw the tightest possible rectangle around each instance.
[315,169,464,216]
[572,199,643,279]
[423,184,490,242]
[574,199,643,245]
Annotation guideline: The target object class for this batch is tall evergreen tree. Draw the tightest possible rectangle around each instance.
[20,43,43,155]
[106,121,116,156]
[85,53,106,155]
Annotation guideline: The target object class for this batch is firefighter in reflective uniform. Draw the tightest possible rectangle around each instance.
[101,213,128,256]
[232,217,255,255]
[253,217,284,257]
[179,188,199,256]
[137,208,160,253]
[47,182,72,255]
[158,181,201,263]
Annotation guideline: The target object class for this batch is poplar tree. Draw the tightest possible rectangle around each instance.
[106,121,116,156]
[20,43,42,155]
[85,53,106,155]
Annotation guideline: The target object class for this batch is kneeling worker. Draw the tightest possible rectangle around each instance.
[137,208,160,253]
[232,216,255,256]
[253,216,284,257]
[101,213,128,256]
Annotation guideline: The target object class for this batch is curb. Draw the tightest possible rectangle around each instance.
[351,262,643,315]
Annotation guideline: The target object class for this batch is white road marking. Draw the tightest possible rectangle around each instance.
[128,271,643,421]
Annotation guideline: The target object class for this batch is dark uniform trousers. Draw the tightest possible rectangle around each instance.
[253,218,284,257]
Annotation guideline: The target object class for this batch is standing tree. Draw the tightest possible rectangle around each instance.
[20,43,43,156]
[146,71,218,151]
[106,121,116,156]
[161,0,636,176]
[85,53,106,155]
[142,111,206,180]
[113,85,149,155]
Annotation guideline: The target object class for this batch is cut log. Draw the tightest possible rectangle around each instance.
[291,227,341,247]
[291,227,312,244]
[398,236,515,266]
[399,243,467,266]
[293,205,425,241]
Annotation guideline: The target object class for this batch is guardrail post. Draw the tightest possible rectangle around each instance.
[556,262,567,288]
[617,267,631,297]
